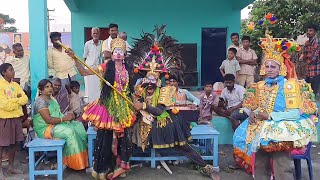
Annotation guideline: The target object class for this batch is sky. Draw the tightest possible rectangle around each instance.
[0,0,251,32]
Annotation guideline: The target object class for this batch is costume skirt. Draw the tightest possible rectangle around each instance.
[151,112,192,149]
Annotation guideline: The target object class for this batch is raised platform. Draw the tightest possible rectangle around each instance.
[211,116,233,145]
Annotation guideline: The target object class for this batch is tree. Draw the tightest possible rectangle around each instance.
[0,13,18,32]
[241,0,320,61]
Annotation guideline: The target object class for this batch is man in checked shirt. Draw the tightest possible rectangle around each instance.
[300,24,320,95]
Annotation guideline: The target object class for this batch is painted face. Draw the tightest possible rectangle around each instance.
[265,60,280,78]
[112,47,125,60]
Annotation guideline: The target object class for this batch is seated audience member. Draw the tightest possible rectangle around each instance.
[33,79,88,170]
[50,77,69,114]
[169,75,200,107]
[220,48,240,79]
[199,81,218,124]
[215,74,249,131]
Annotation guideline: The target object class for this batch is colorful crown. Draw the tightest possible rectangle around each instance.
[259,30,301,76]
[110,38,127,53]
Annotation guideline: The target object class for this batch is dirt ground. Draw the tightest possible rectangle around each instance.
[1,143,319,180]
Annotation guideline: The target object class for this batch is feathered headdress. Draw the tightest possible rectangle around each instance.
[127,25,185,84]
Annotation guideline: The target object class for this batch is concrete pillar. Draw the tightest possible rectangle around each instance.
[28,0,48,101]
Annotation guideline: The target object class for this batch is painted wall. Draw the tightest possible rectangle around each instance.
[71,0,241,86]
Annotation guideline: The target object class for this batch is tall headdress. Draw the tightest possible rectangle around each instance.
[257,14,301,77]
[127,25,185,86]
[110,38,127,53]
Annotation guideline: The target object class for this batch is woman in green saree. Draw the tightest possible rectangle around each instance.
[33,79,88,170]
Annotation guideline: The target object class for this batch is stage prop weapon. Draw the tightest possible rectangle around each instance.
[56,41,134,106]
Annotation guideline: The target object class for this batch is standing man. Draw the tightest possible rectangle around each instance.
[118,32,132,53]
[6,43,30,90]
[228,33,242,52]
[101,23,119,61]
[300,24,320,95]
[48,32,77,87]
[83,27,102,103]
[236,36,258,87]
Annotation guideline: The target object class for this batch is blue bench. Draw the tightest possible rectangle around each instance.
[27,138,65,180]
[87,125,220,171]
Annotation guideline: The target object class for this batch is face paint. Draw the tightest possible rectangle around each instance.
[112,47,125,60]
[113,48,124,56]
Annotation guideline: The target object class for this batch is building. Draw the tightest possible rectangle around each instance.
[28,0,254,99]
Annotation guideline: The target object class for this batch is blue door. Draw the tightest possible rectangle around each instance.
[201,28,227,85]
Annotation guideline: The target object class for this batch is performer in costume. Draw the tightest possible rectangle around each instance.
[233,30,318,179]
[68,38,136,180]
[129,25,220,180]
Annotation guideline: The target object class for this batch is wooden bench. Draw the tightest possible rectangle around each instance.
[87,125,220,171]
[27,138,65,180]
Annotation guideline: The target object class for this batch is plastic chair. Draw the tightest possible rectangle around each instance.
[292,142,313,180]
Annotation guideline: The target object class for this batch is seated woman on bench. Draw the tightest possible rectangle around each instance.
[128,29,220,180]
[33,79,88,170]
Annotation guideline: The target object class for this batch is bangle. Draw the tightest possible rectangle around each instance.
[142,102,147,110]
[60,118,63,123]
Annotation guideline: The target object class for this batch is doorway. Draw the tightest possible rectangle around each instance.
[201,28,227,84]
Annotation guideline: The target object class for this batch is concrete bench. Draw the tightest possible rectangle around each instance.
[27,138,65,180]
[87,125,220,171]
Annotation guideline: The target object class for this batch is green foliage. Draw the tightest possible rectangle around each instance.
[0,13,18,32]
[241,0,320,62]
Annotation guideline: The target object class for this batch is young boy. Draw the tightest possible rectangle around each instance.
[220,48,240,79]
[65,80,82,118]
[198,81,218,125]
[236,36,258,87]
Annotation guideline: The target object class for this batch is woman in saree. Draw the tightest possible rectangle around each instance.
[233,32,317,179]
[33,79,88,170]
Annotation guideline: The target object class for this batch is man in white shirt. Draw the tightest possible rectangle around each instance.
[215,74,249,131]
[101,23,119,61]
[6,43,30,90]
[83,27,102,103]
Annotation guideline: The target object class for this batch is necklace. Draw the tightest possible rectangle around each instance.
[115,65,128,92]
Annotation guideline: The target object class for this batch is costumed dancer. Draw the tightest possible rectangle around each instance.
[67,38,136,179]
[233,30,318,179]
[129,25,220,180]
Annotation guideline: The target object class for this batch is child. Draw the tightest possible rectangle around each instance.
[236,36,258,87]
[220,48,240,80]
[198,81,217,125]
[65,80,82,117]
[0,63,28,178]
